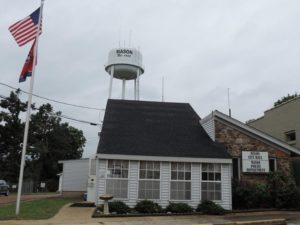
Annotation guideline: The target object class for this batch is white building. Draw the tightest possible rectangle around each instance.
[58,158,89,197]
[89,99,232,210]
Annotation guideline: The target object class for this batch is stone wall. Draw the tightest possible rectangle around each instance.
[215,120,291,183]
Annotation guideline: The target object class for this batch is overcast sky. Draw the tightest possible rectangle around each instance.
[1,0,300,157]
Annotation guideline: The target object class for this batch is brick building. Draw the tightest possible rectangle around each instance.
[201,111,300,183]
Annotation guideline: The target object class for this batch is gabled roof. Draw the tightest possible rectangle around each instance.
[97,99,231,159]
[203,110,300,155]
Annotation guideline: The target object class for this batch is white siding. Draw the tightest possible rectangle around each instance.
[200,114,215,141]
[191,163,201,208]
[95,159,232,210]
[61,159,89,191]
[220,164,232,210]
[96,159,107,205]
[160,162,170,207]
[128,160,139,207]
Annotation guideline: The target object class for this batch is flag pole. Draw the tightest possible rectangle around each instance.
[16,0,45,215]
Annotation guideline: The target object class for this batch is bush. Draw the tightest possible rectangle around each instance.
[232,180,271,209]
[232,171,300,210]
[108,201,131,214]
[268,171,300,208]
[232,181,253,209]
[165,203,193,213]
[134,200,162,214]
[196,200,225,215]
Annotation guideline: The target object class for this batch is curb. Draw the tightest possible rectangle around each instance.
[212,218,287,225]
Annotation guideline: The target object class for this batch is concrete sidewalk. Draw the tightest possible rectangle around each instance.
[0,203,299,225]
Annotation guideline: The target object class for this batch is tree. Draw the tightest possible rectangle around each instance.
[0,90,27,182]
[0,91,86,191]
[274,93,299,107]
[28,103,86,190]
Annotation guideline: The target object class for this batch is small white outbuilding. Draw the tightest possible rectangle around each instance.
[58,158,89,197]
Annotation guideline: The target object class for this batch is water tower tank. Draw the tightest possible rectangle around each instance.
[105,48,145,100]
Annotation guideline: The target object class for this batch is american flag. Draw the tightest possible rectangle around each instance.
[8,8,42,47]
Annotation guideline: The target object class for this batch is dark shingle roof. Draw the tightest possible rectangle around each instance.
[97,99,230,159]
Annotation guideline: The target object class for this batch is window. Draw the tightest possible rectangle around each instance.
[89,159,96,176]
[106,160,129,199]
[170,162,191,200]
[232,158,239,180]
[107,160,128,178]
[106,180,128,198]
[201,163,222,201]
[269,158,276,172]
[138,161,160,199]
[285,130,296,142]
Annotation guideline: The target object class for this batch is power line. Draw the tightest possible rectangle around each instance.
[0,81,105,111]
[55,113,102,127]
[0,93,102,127]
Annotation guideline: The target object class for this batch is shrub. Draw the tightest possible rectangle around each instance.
[233,181,272,209]
[232,171,300,210]
[165,203,193,213]
[97,201,130,214]
[108,201,131,214]
[134,200,162,214]
[196,200,225,215]
[268,171,300,208]
[254,183,272,207]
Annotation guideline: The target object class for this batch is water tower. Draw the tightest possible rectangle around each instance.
[105,48,144,100]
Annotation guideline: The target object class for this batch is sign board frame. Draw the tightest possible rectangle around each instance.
[242,151,269,173]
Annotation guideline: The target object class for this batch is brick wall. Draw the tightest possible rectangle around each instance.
[215,120,291,183]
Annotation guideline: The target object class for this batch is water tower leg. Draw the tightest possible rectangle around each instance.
[108,66,114,99]
[136,68,140,100]
[122,79,126,99]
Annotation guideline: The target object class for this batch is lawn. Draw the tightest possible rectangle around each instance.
[0,197,77,220]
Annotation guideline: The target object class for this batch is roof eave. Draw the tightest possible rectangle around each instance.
[95,153,232,163]
[213,110,300,156]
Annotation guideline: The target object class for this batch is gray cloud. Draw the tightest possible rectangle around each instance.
[1,0,300,157]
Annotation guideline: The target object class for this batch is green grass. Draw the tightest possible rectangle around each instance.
[0,197,77,220]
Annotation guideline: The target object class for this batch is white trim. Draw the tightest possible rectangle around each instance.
[105,159,129,200]
[58,158,89,164]
[221,163,223,202]
[269,157,277,172]
[200,163,222,201]
[137,160,161,200]
[169,162,192,201]
[206,110,300,155]
[96,154,232,164]
[95,158,99,204]
[200,112,214,124]
[103,160,107,198]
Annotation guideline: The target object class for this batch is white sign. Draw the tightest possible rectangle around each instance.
[40,182,46,188]
[242,151,269,173]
